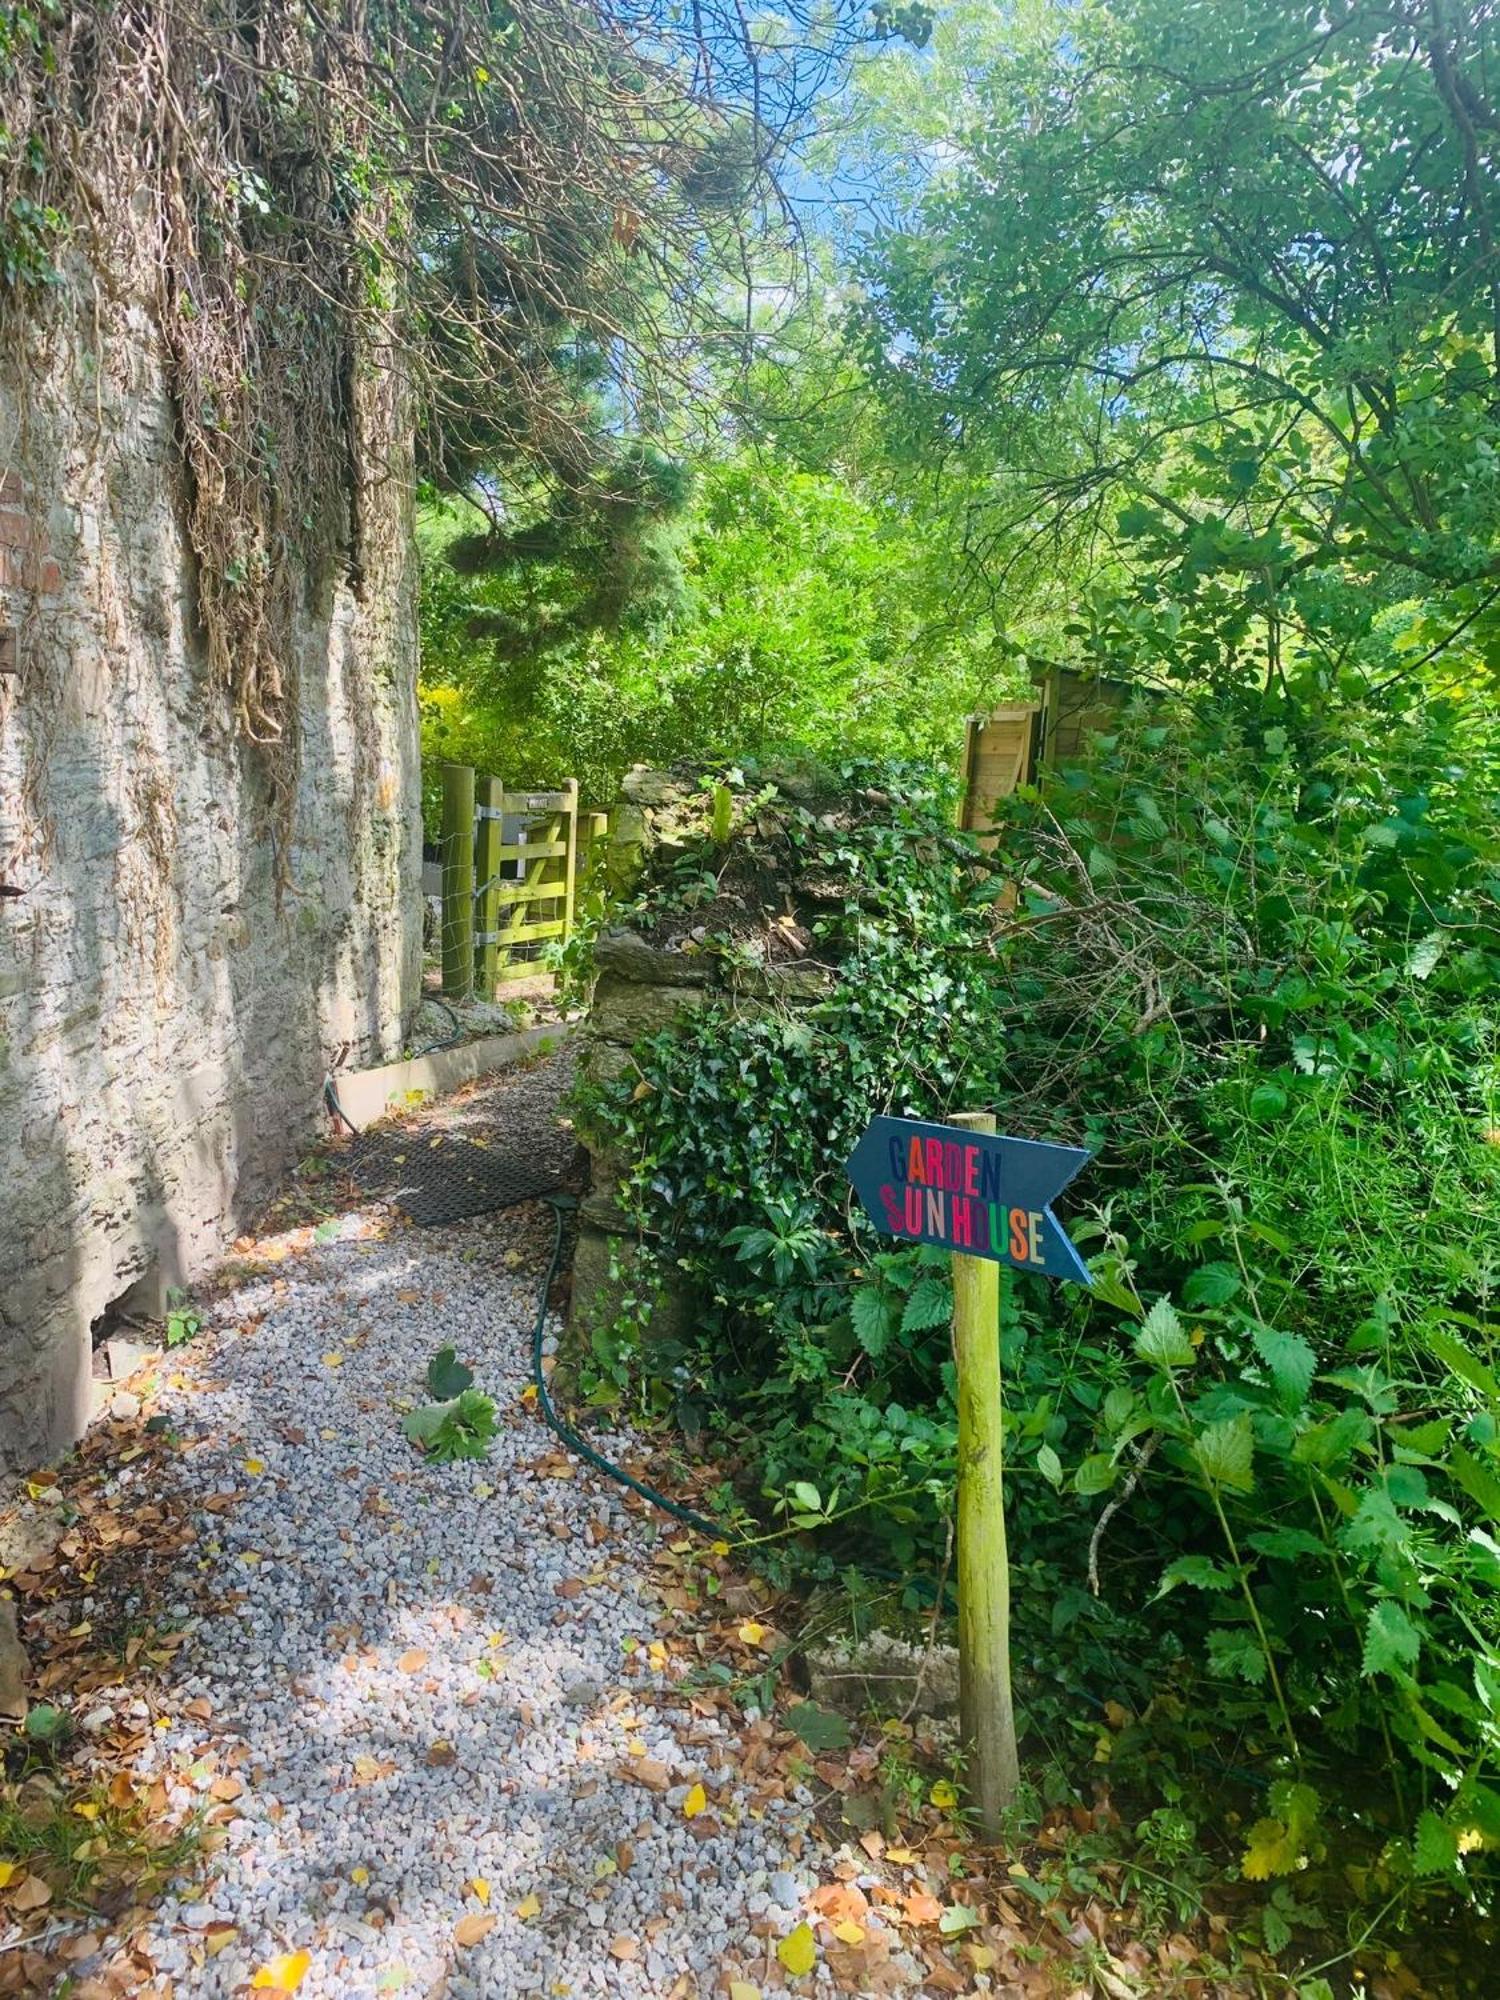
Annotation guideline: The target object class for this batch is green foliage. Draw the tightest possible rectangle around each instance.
[581,690,1500,1908]
[418,453,1016,818]
[425,1346,474,1400]
[402,1387,497,1463]
[163,1289,201,1349]
[852,0,1500,695]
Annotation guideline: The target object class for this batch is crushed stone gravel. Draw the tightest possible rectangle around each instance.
[61,1054,923,1998]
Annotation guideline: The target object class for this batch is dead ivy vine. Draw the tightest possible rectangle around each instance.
[0,0,849,812]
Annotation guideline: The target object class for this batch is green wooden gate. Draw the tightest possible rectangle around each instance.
[439,767,588,998]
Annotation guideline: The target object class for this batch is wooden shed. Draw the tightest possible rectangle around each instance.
[958,666,1132,836]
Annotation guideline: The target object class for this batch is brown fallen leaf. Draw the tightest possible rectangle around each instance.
[625,1758,671,1792]
[210,1775,244,1802]
[397,1649,429,1675]
[454,1913,496,1948]
[608,1935,640,1962]
[10,1875,52,1912]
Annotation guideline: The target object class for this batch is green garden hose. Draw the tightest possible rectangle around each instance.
[530,1195,732,1542]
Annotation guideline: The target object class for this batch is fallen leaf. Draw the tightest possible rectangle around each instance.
[777,1923,817,1976]
[251,1950,310,1991]
[682,1783,707,1818]
[323,1352,344,1368]
[0,1863,15,1889]
[967,1943,998,1971]
[737,1620,768,1647]
[728,1985,761,2000]
[903,1891,943,1925]
[454,1913,496,1947]
[469,1877,490,1905]
[929,1780,959,1810]
[397,1649,429,1675]
[628,1758,671,1792]
[832,1920,866,1944]
[204,1924,239,1957]
[210,1775,244,1802]
[10,1874,51,1912]
[514,1893,541,1919]
[608,1935,640,1962]
[885,1846,916,1864]
[350,1866,369,1886]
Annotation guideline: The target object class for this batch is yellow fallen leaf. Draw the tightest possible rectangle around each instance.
[729,1985,761,2000]
[682,1783,707,1818]
[323,1352,343,1368]
[712,1540,731,1556]
[514,1892,541,1919]
[0,1862,15,1888]
[71,1802,101,1821]
[204,1924,239,1957]
[885,1846,916,1864]
[320,1428,338,1441]
[929,1779,959,1810]
[832,1920,865,1944]
[454,1913,496,1947]
[737,1620,768,1647]
[244,1458,265,1476]
[777,1923,817,1977]
[350,1866,369,1886]
[627,1738,647,1757]
[470,1877,490,1905]
[647,1640,668,1669]
[967,1942,998,1970]
[251,1949,310,1991]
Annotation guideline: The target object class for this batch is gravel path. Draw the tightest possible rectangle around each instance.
[72,1055,868,1999]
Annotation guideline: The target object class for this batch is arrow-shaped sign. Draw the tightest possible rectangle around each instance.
[845,1114,1093,1285]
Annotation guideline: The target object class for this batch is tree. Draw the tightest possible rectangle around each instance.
[853,0,1500,689]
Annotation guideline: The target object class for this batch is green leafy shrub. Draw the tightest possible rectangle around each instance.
[580,695,1500,1908]
[402,1387,497,1463]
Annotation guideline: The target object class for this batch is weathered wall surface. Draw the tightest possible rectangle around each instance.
[0,280,422,1473]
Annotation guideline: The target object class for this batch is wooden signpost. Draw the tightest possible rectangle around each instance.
[845,1111,1092,1837]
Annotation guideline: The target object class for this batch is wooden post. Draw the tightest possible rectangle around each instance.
[956,714,980,830]
[475,772,503,999]
[711,781,733,844]
[440,762,475,999]
[950,1107,1020,1836]
[560,777,580,946]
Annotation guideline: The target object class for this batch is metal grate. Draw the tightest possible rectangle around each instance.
[345,1124,576,1226]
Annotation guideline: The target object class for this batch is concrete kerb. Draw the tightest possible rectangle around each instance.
[329,1022,570,1131]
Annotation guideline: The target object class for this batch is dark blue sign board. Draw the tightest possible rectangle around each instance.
[845,1115,1093,1285]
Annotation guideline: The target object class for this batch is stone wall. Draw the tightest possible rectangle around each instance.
[0,277,422,1473]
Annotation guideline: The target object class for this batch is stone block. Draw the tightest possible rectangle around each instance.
[593,927,716,987]
[590,974,715,1044]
